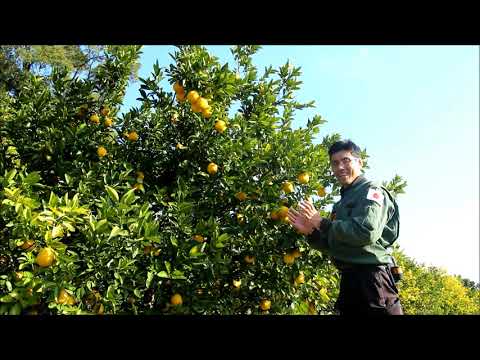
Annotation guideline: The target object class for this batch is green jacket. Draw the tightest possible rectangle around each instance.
[307,175,399,265]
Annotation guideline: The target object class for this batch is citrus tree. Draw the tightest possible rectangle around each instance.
[0,45,416,315]
[393,249,480,315]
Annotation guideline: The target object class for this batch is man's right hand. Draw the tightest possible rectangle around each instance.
[287,207,315,235]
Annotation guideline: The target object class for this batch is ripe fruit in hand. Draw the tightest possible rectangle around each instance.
[270,210,279,220]
[282,181,294,193]
[207,162,218,175]
[297,172,310,184]
[170,293,183,306]
[214,120,227,133]
[260,299,271,311]
[36,247,55,267]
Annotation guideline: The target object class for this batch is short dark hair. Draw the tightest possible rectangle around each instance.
[328,139,361,158]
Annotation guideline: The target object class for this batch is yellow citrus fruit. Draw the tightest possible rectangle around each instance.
[136,171,144,180]
[127,131,139,142]
[187,90,200,104]
[281,216,290,224]
[133,183,144,192]
[173,81,184,93]
[176,143,186,150]
[244,255,255,264]
[171,113,179,123]
[15,272,23,281]
[277,206,289,218]
[176,91,186,102]
[104,118,113,127]
[170,293,183,306]
[191,101,203,113]
[270,210,279,220]
[57,289,75,305]
[202,106,213,118]
[193,235,205,243]
[100,106,110,117]
[317,186,326,197]
[97,146,107,158]
[214,120,227,133]
[294,272,305,285]
[282,181,294,193]
[207,162,218,175]
[292,249,302,258]
[297,172,310,184]
[260,299,271,311]
[20,239,35,250]
[235,192,247,201]
[196,97,209,111]
[283,253,295,265]
[143,245,153,255]
[89,114,100,124]
[36,247,55,267]
[236,213,245,224]
[232,279,241,288]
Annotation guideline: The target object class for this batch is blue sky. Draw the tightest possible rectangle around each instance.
[121,45,479,282]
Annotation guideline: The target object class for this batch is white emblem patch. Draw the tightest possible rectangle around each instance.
[366,188,384,206]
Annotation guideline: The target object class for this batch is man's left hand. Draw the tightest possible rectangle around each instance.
[299,199,322,230]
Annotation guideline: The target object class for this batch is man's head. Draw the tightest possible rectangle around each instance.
[328,139,363,186]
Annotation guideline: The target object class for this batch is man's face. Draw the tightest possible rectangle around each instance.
[330,150,363,186]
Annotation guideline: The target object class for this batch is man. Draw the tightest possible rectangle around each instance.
[288,139,403,315]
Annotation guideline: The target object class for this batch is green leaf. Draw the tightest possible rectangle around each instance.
[164,261,171,274]
[23,172,41,185]
[157,271,169,278]
[146,271,155,287]
[120,189,136,205]
[95,219,109,233]
[108,226,128,240]
[105,185,119,203]
[9,303,22,315]
[134,289,141,298]
[48,192,58,207]
[65,173,72,186]
[6,169,17,182]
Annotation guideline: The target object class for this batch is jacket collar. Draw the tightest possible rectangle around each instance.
[340,175,368,198]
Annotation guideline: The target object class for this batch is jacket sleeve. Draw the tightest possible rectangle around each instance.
[306,217,333,251]
[328,189,391,248]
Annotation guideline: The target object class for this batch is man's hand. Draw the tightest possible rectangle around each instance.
[298,199,322,230]
[287,208,315,235]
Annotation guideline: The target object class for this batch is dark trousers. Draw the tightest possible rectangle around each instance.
[335,264,403,315]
